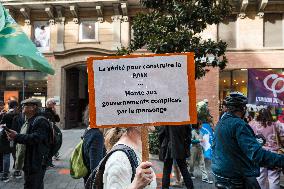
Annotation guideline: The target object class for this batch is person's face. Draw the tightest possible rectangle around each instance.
[46,102,55,109]
[22,104,37,118]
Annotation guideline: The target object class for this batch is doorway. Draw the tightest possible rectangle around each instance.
[64,65,88,129]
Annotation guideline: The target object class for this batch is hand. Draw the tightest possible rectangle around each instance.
[6,129,17,141]
[129,161,154,189]
[52,107,56,113]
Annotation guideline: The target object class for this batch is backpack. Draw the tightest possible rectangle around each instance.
[32,116,63,157]
[85,144,139,189]
[70,139,88,179]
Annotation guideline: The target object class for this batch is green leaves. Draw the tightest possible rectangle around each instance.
[118,0,232,79]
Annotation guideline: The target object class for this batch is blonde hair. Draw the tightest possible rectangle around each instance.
[104,127,127,151]
[83,105,89,127]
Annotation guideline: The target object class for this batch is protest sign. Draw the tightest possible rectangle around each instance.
[248,69,284,107]
[87,53,197,128]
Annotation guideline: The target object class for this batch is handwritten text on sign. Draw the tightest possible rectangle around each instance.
[92,55,191,126]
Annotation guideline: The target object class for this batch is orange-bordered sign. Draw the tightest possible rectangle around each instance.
[87,53,197,128]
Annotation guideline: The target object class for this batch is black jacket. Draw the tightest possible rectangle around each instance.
[14,113,50,173]
[11,113,25,133]
[0,109,19,153]
[42,108,60,124]
[1,109,18,129]
[159,125,192,161]
[83,128,105,174]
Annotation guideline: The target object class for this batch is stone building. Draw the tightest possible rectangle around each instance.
[0,0,284,128]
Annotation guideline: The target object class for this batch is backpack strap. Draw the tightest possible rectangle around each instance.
[85,144,138,189]
[111,144,139,182]
[98,144,138,182]
[31,115,48,127]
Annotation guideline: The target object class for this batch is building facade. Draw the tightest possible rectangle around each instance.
[0,0,284,128]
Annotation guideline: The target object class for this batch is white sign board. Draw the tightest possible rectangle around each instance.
[87,53,196,128]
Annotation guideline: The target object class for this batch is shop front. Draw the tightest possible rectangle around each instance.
[219,68,284,121]
[0,71,48,108]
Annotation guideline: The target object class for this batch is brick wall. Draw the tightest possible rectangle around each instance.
[196,67,220,126]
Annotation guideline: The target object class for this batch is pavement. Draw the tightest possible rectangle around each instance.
[0,129,226,189]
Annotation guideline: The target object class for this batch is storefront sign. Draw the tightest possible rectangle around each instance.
[87,53,197,128]
[248,69,284,107]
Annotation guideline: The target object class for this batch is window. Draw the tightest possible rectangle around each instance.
[0,71,47,105]
[218,16,237,48]
[264,14,283,47]
[33,21,50,52]
[79,21,99,42]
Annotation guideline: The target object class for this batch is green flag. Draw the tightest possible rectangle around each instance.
[0,4,54,75]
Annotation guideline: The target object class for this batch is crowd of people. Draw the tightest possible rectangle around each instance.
[81,93,284,189]
[1,92,284,189]
[0,97,61,188]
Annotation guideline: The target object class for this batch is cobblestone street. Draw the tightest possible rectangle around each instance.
[0,129,214,189]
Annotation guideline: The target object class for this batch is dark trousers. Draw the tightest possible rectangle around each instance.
[24,167,46,189]
[162,158,194,189]
[0,153,3,172]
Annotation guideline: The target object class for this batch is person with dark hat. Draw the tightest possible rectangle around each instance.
[5,98,50,189]
[212,92,284,189]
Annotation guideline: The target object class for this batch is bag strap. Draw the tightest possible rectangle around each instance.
[31,115,54,145]
[32,115,48,127]
[85,144,138,189]
[98,144,138,182]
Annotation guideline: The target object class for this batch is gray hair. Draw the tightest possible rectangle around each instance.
[46,98,56,106]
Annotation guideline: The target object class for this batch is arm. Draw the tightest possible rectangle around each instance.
[191,139,201,144]
[158,126,166,147]
[53,113,60,122]
[11,116,19,132]
[191,130,200,144]
[236,123,284,168]
[89,132,104,171]
[185,125,192,147]
[14,119,49,145]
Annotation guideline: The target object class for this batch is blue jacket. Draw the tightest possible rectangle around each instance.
[82,128,105,173]
[212,113,284,178]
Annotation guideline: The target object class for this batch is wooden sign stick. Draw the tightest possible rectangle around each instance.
[141,126,149,162]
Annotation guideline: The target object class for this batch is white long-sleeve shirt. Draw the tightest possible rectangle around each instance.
[103,145,157,189]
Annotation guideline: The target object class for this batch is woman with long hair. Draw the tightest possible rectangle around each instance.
[250,108,281,189]
[103,127,157,188]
